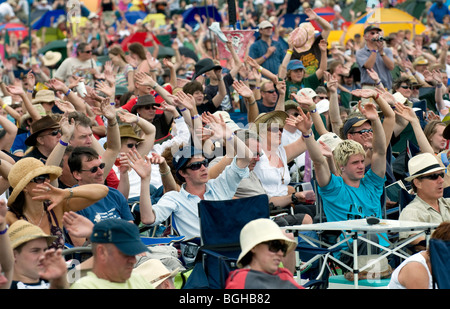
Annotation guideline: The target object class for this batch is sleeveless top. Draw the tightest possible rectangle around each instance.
[20,210,65,250]
[388,251,433,289]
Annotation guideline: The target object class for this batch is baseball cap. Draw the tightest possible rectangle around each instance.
[343,116,370,137]
[172,145,204,182]
[258,20,273,29]
[287,60,305,71]
[364,25,382,34]
[90,219,149,256]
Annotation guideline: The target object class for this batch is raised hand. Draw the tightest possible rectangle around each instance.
[232,80,253,98]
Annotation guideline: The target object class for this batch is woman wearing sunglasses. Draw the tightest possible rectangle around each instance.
[225,218,302,289]
[4,157,109,250]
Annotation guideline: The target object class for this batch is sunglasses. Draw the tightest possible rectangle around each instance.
[418,172,445,180]
[142,105,159,110]
[41,129,61,137]
[127,142,140,149]
[81,162,106,173]
[185,159,209,170]
[263,240,288,255]
[351,129,373,134]
[264,90,277,94]
[84,50,93,54]
[31,174,50,184]
[400,85,412,90]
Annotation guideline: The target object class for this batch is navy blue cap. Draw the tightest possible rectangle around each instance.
[172,146,204,182]
[90,219,149,256]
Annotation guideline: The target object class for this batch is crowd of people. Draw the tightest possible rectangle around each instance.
[0,0,450,290]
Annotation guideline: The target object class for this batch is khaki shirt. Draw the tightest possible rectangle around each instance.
[398,195,450,239]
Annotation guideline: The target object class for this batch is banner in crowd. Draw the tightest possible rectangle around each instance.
[217,30,255,60]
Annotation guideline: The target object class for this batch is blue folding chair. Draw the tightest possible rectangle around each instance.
[429,238,450,289]
[184,194,270,289]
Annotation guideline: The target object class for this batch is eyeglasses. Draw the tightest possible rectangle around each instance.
[263,240,288,255]
[418,172,445,181]
[31,174,50,184]
[127,142,140,149]
[41,129,61,137]
[185,159,209,170]
[81,162,106,173]
[351,129,373,134]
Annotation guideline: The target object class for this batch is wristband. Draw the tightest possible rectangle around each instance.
[110,102,115,106]
[248,100,256,106]
[160,169,171,176]
[263,55,267,60]
[179,107,187,112]
[437,83,443,88]
[174,114,183,120]
[59,139,68,146]
[191,114,200,120]
[310,109,317,113]
[302,131,313,138]
[374,93,380,100]
[287,50,293,55]
[226,133,235,141]
[67,188,73,199]
[2,103,7,109]
[255,87,261,90]
[151,83,158,89]
[376,80,382,85]
[65,89,71,96]
[258,66,263,73]
[0,227,7,235]
[27,89,33,93]
[371,50,377,53]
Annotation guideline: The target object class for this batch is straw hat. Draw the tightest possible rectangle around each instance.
[8,220,57,249]
[42,51,62,67]
[251,111,288,134]
[404,153,446,182]
[288,22,316,54]
[237,218,297,268]
[32,89,56,104]
[19,104,47,128]
[8,157,62,205]
[133,259,180,288]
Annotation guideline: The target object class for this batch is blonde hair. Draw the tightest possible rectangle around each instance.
[333,139,365,168]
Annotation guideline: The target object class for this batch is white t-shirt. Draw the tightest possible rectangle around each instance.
[54,57,98,87]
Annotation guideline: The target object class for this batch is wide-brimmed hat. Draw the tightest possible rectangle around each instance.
[42,51,62,67]
[90,219,149,256]
[131,94,157,114]
[392,92,413,107]
[133,259,180,288]
[119,124,145,142]
[405,153,446,182]
[252,111,288,134]
[8,157,62,205]
[192,58,222,80]
[8,220,57,249]
[288,22,316,53]
[213,111,241,132]
[317,132,343,151]
[32,89,56,104]
[24,115,60,146]
[413,56,428,67]
[342,116,370,137]
[237,218,297,268]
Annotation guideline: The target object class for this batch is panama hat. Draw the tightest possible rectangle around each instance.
[288,22,316,54]
[32,89,56,104]
[131,94,158,114]
[133,259,180,288]
[251,111,288,134]
[237,218,297,268]
[42,51,62,67]
[8,157,62,205]
[24,115,60,146]
[405,153,446,182]
[8,220,57,249]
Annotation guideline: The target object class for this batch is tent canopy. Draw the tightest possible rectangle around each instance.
[343,8,426,43]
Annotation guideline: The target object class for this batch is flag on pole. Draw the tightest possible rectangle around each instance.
[217,30,255,60]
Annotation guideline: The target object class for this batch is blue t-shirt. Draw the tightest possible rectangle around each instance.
[76,186,134,224]
[318,169,386,222]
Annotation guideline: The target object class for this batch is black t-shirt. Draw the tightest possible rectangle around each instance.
[291,35,323,76]
[204,74,235,112]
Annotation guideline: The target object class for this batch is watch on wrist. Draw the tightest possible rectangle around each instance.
[291,193,299,204]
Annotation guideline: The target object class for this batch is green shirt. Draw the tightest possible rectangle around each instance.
[70,271,154,289]
[284,73,321,101]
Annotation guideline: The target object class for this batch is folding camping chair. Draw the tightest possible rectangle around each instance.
[184,194,271,289]
[429,238,450,289]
